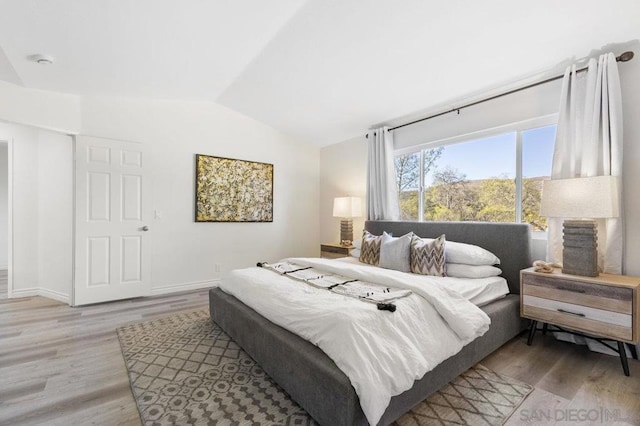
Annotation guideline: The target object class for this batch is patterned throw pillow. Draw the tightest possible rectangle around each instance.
[410,234,446,276]
[359,230,382,266]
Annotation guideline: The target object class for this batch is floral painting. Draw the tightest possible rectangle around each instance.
[195,154,273,222]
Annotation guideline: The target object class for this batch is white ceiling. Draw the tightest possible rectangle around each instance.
[0,0,639,146]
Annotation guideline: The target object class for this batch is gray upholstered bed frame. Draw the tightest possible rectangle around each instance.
[209,221,532,425]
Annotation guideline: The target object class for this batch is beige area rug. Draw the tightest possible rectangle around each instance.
[117,310,532,426]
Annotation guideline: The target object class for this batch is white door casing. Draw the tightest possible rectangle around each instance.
[74,136,150,305]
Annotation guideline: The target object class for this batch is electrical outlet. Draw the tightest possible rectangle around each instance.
[214,264,221,273]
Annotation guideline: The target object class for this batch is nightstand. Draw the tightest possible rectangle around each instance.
[320,243,354,259]
[521,267,640,376]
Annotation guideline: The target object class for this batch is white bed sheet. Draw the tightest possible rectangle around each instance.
[219,257,491,425]
[336,257,509,306]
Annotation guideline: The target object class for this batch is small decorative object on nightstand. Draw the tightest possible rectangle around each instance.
[521,267,639,376]
[332,197,362,246]
[320,243,354,259]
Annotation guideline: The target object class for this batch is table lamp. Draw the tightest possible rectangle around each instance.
[540,175,620,277]
[333,197,362,246]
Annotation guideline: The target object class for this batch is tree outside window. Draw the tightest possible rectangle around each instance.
[394,124,555,231]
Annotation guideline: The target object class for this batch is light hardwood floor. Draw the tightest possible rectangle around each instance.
[490,332,640,425]
[1,276,639,425]
[0,277,210,425]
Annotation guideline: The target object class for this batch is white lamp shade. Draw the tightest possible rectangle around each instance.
[540,176,620,219]
[333,197,362,218]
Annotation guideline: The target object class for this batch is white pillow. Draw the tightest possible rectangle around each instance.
[415,238,500,265]
[352,239,362,249]
[379,232,412,272]
[446,263,502,279]
[446,241,500,265]
[349,248,361,258]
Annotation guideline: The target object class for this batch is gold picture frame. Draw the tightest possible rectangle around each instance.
[195,154,273,222]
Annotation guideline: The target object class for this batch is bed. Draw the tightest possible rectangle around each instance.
[209,220,532,425]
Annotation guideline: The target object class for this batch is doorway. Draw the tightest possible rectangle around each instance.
[0,123,73,304]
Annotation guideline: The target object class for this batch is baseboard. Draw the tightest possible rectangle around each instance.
[10,281,215,303]
[39,288,71,304]
[10,287,39,298]
[151,279,220,296]
[10,287,70,304]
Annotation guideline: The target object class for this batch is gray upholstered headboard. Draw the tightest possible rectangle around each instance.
[365,221,532,294]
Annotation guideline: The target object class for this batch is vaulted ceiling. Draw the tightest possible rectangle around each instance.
[0,0,639,146]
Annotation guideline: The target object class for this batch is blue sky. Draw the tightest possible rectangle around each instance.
[425,124,556,184]
[522,125,556,178]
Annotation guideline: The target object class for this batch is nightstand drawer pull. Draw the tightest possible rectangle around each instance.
[557,308,586,317]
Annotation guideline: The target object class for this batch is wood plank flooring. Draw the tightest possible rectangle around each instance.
[0,277,210,425]
[1,276,639,425]
[486,333,640,425]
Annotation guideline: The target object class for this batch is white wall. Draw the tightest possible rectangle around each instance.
[0,80,320,300]
[37,131,73,301]
[1,124,39,292]
[0,143,7,269]
[0,122,73,302]
[0,80,77,301]
[319,136,367,245]
[320,58,640,276]
[0,81,80,134]
[619,52,640,276]
[81,95,319,292]
[0,80,77,302]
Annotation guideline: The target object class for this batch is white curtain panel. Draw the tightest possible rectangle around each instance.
[548,53,623,274]
[366,127,399,220]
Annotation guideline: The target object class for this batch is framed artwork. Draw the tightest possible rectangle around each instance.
[195,154,273,222]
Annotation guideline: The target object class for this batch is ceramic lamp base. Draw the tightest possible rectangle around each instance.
[340,219,353,246]
[562,220,598,277]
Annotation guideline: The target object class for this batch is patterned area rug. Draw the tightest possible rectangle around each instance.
[117,310,532,426]
[394,365,532,425]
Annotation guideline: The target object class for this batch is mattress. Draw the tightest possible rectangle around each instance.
[336,257,509,306]
[218,257,493,425]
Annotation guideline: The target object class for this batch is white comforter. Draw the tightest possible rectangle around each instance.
[219,258,491,425]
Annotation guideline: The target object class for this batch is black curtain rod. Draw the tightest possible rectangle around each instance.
[366,50,634,137]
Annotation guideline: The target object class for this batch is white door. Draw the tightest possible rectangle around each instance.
[74,136,151,305]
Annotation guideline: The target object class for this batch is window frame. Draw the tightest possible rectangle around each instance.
[394,113,558,226]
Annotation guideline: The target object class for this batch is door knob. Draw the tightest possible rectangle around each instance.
[141,225,149,231]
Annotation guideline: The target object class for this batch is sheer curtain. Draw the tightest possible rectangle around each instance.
[366,127,399,220]
[548,52,623,274]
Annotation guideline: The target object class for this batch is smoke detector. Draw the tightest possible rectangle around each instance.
[29,54,54,65]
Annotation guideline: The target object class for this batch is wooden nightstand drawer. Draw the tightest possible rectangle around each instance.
[522,273,633,304]
[320,243,354,259]
[522,274,633,314]
[522,297,633,341]
[322,251,347,259]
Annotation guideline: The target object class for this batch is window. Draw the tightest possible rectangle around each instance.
[395,120,556,231]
